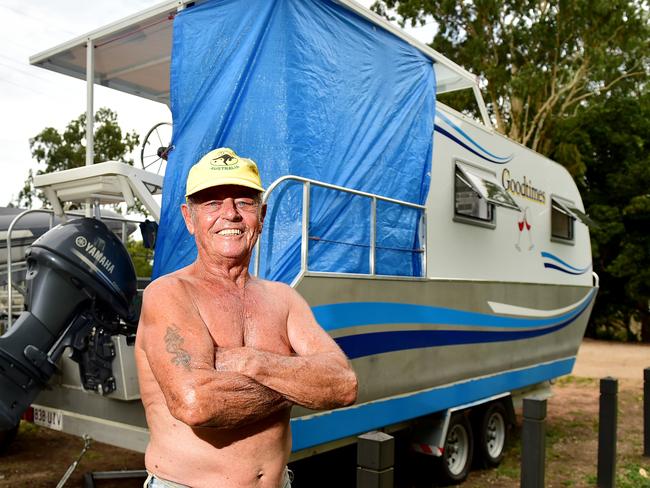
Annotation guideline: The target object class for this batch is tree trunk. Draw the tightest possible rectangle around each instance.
[640,309,650,343]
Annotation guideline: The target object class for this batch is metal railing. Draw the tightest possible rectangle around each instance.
[4,208,143,329]
[253,175,427,278]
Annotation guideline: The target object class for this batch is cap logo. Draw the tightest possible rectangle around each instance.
[210,153,239,168]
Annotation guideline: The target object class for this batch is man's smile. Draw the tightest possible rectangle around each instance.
[217,229,243,236]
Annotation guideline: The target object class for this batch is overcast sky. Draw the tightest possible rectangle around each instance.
[0,0,435,208]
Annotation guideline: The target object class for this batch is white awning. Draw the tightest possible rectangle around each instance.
[456,163,521,212]
[29,0,480,106]
[552,198,594,227]
[29,1,181,105]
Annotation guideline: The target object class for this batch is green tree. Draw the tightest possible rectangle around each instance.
[18,107,140,207]
[569,90,650,341]
[127,239,154,278]
[372,0,649,177]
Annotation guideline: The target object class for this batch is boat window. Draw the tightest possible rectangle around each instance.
[454,167,494,223]
[551,198,575,242]
[456,163,520,212]
[454,162,520,227]
[437,92,483,125]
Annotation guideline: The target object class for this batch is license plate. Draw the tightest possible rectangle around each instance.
[33,406,63,431]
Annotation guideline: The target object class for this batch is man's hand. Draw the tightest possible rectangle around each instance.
[214,346,257,375]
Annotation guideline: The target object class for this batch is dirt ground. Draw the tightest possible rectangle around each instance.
[1,338,649,487]
[461,338,650,488]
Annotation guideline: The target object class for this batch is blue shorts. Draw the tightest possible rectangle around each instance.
[144,468,292,488]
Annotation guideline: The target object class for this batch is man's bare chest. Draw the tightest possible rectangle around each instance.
[193,287,290,353]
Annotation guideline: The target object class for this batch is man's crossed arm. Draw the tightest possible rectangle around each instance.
[214,285,357,410]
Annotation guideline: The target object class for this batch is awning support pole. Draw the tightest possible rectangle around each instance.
[85,38,94,217]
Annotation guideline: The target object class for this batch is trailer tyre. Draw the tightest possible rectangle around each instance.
[475,402,508,468]
[437,412,473,485]
[0,422,18,455]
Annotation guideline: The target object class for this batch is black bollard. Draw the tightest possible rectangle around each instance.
[521,398,546,488]
[643,368,650,457]
[357,431,394,488]
[597,377,618,488]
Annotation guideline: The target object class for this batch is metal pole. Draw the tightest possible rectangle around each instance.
[369,197,376,275]
[85,38,95,217]
[300,181,311,272]
[643,368,650,457]
[521,398,546,488]
[472,82,493,129]
[420,211,427,277]
[597,377,617,488]
[7,209,36,328]
[253,239,261,277]
[6,222,14,329]
[86,38,94,167]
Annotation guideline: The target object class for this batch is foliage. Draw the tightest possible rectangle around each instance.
[18,107,139,208]
[372,0,649,178]
[572,91,650,341]
[127,238,153,278]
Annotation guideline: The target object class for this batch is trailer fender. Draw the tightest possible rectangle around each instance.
[410,392,511,457]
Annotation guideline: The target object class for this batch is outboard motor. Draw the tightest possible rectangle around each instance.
[0,218,137,431]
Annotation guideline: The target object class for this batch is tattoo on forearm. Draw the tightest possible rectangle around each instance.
[164,326,191,371]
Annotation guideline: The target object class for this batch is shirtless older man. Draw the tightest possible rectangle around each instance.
[135,148,358,488]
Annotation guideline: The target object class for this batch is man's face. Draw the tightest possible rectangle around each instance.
[181,185,265,265]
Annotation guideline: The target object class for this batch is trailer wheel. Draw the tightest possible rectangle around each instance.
[437,412,473,485]
[0,423,18,455]
[475,402,508,468]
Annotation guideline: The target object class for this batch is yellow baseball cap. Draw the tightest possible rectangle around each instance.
[185,147,264,197]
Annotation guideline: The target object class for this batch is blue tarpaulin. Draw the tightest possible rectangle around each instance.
[152,0,436,283]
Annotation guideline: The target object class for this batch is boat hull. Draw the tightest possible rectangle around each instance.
[289,274,596,451]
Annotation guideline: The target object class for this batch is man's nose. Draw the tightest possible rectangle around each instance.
[220,198,242,220]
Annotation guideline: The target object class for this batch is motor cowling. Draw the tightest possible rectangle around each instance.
[0,218,138,430]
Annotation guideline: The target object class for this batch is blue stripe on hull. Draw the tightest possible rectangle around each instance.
[291,357,575,451]
[434,125,510,165]
[435,110,512,163]
[336,318,569,359]
[314,289,595,359]
[544,263,587,275]
[313,288,596,332]
[541,251,591,273]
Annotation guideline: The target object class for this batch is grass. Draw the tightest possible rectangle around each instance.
[18,421,38,435]
[587,463,650,488]
[556,375,597,386]
[617,463,650,488]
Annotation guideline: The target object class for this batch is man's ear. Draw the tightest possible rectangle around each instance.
[181,203,195,235]
[259,203,267,230]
